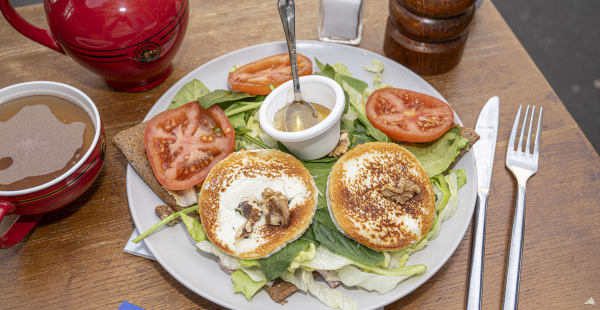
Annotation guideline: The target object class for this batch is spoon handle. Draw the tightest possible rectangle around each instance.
[277,0,302,101]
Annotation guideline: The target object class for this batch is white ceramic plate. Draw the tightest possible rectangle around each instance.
[126,41,477,310]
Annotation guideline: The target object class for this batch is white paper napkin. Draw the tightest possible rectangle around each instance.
[123,229,155,260]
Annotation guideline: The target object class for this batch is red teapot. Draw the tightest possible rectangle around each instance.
[0,0,189,92]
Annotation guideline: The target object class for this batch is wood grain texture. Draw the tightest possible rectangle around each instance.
[1,1,599,309]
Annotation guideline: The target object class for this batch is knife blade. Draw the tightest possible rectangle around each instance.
[466,96,499,310]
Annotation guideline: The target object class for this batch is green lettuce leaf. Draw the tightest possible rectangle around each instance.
[168,79,210,110]
[281,269,356,310]
[196,241,243,270]
[402,127,470,177]
[231,270,266,301]
[335,264,425,294]
[258,239,312,281]
[287,242,316,272]
[239,259,260,268]
[390,169,464,267]
[302,162,335,209]
[299,245,418,276]
[311,220,385,266]
[197,89,258,110]
[453,168,467,189]
[363,59,392,90]
[223,101,262,117]
[180,213,206,242]
[196,241,267,282]
[313,208,337,230]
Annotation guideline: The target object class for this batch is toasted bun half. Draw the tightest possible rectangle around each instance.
[198,149,317,259]
[327,142,435,251]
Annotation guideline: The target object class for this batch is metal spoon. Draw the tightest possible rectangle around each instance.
[277,0,319,132]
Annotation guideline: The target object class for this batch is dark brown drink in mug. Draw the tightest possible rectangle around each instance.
[0,95,95,191]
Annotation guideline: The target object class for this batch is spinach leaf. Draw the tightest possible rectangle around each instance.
[348,122,376,149]
[302,161,335,209]
[313,208,336,230]
[197,89,257,110]
[338,74,368,94]
[258,239,311,281]
[168,79,210,110]
[300,225,316,243]
[224,101,262,117]
[311,220,385,266]
[315,57,326,71]
[314,58,336,80]
[302,157,338,164]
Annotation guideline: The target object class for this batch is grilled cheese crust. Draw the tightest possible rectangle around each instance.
[327,142,435,251]
[198,149,317,259]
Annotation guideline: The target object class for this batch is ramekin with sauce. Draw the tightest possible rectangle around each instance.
[258,75,345,160]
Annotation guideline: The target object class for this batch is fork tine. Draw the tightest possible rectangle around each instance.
[534,107,543,155]
[525,106,536,155]
[508,105,522,152]
[517,105,530,153]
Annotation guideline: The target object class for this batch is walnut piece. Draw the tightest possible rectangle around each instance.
[235,220,254,242]
[237,199,262,223]
[154,205,181,226]
[234,198,263,242]
[262,188,290,227]
[328,130,350,157]
[380,179,421,204]
[233,189,291,242]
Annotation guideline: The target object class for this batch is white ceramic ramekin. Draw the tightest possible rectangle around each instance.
[258,75,345,160]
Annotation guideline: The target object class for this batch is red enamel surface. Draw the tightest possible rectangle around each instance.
[0,0,188,91]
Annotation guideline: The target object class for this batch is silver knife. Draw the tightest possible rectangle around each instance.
[466,96,500,310]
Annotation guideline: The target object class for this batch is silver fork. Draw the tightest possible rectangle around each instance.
[503,105,543,310]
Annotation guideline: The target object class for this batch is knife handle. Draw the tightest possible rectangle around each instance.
[466,191,489,310]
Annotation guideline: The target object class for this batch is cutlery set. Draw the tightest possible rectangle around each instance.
[467,98,543,310]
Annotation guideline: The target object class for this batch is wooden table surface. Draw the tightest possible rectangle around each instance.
[1,1,599,309]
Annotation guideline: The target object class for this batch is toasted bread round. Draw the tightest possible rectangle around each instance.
[327,142,435,251]
[198,149,317,259]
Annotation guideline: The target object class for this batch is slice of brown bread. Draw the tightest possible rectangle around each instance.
[445,126,480,173]
[112,122,178,208]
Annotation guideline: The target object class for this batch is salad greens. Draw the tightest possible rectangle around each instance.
[315,58,389,143]
[309,215,386,267]
[282,268,356,310]
[403,127,470,177]
[180,213,206,242]
[197,89,259,110]
[258,239,312,281]
[168,79,210,110]
[232,270,266,300]
[139,59,473,309]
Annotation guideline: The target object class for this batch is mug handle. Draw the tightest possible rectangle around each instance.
[0,201,43,248]
[0,0,64,53]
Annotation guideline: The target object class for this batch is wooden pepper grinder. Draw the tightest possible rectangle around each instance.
[384,0,475,75]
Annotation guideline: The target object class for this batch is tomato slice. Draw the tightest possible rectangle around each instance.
[144,102,235,190]
[366,88,454,143]
[228,53,313,95]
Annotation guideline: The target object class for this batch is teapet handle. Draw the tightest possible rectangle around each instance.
[0,201,43,248]
[0,0,64,53]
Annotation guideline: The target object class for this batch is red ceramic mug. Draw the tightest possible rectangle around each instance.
[0,82,105,248]
[0,0,189,92]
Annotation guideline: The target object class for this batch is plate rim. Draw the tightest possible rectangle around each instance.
[126,40,477,310]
